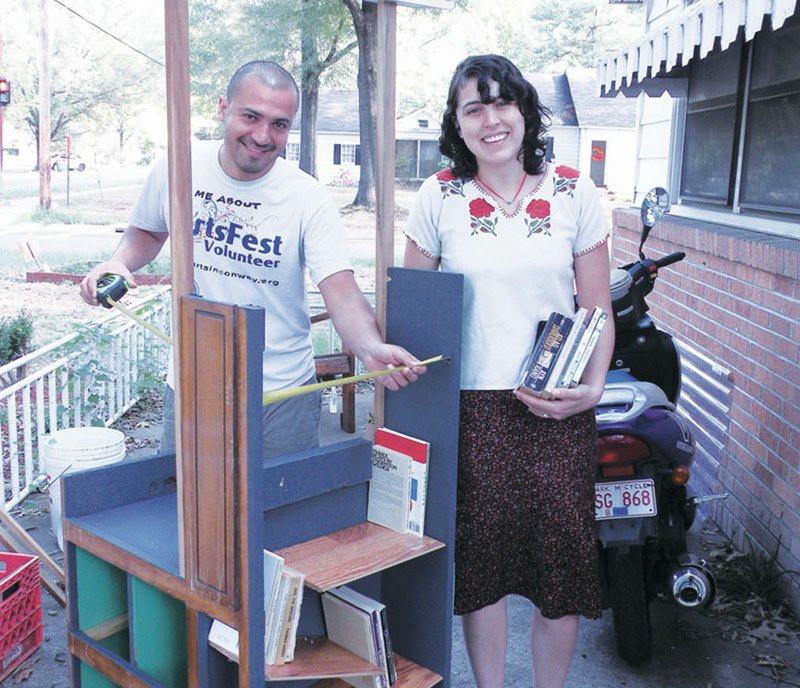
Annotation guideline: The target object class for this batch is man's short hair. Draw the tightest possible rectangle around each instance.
[227,61,299,106]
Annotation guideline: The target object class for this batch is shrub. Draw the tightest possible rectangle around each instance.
[0,309,34,366]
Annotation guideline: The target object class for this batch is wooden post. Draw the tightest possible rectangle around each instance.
[163,0,193,575]
[37,0,50,210]
[373,0,398,427]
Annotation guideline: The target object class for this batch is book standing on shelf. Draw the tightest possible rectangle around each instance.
[272,566,306,665]
[374,427,430,536]
[329,585,397,685]
[207,549,305,666]
[367,427,430,536]
[520,307,608,393]
[322,586,395,688]
[366,444,411,533]
[262,548,284,663]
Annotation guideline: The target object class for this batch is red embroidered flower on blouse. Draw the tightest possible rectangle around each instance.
[553,165,579,197]
[470,198,494,218]
[524,199,551,237]
[437,168,464,197]
[555,165,579,179]
[468,197,498,235]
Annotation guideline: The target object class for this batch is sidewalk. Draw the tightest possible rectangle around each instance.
[4,387,800,687]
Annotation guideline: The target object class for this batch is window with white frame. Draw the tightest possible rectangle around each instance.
[333,143,360,166]
[679,16,800,216]
[285,142,300,161]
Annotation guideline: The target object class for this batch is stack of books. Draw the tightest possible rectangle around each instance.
[207,549,305,666]
[367,427,430,536]
[520,306,608,393]
[322,585,397,688]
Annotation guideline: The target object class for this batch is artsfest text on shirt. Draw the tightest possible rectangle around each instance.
[192,190,283,284]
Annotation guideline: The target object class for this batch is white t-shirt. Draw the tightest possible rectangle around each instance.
[404,162,609,390]
[130,140,352,393]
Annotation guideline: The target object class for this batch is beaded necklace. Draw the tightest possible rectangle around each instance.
[475,172,527,204]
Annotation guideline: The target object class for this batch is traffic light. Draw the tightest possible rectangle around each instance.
[0,78,10,106]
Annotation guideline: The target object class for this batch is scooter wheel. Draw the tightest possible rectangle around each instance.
[607,545,652,665]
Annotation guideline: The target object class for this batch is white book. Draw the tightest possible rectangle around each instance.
[374,427,430,537]
[367,444,411,534]
[328,586,395,686]
[263,549,285,663]
[278,567,305,664]
[562,307,604,386]
[265,569,292,665]
[544,307,587,392]
[568,310,609,387]
[322,592,383,688]
[208,619,239,658]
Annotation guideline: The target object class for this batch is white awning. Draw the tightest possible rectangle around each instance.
[598,0,797,96]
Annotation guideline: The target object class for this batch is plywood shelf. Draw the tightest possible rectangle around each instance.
[277,521,445,592]
[313,655,441,688]
[210,635,441,687]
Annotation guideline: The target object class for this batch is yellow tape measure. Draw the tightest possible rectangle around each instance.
[107,297,173,345]
[105,295,447,406]
[262,354,449,405]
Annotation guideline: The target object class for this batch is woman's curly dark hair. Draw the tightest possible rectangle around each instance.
[439,54,551,179]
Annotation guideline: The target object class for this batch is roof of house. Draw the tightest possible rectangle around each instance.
[293,91,361,132]
[294,69,636,134]
[563,68,638,128]
[527,69,637,128]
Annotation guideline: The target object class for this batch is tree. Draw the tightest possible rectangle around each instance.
[190,0,356,179]
[3,0,165,167]
[342,0,378,208]
[297,1,357,178]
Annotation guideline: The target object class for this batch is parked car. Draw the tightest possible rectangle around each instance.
[51,153,86,172]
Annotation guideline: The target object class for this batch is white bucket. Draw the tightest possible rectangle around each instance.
[42,428,126,549]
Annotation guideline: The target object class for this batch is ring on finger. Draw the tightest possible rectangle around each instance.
[542,412,549,419]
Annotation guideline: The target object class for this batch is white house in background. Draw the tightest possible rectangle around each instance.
[287,77,636,194]
[527,69,637,195]
[285,91,441,185]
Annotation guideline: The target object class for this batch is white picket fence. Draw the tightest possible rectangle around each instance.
[0,286,372,510]
[0,287,172,510]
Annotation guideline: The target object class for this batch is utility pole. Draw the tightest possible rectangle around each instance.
[38,0,51,210]
[1,30,5,189]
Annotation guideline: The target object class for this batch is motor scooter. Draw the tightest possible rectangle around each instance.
[595,188,726,665]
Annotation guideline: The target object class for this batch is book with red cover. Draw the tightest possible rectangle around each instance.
[374,427,430,536]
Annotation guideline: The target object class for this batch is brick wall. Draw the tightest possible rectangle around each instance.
[611,208,800,611]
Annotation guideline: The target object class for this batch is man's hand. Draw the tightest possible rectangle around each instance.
[361,343,427,391]
[79,261,138,306]
[78,226,168,306]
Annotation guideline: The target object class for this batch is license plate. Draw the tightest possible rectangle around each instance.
[595,479,657,520]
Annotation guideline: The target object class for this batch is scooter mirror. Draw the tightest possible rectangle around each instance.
[641,187,670,228]
[638,187,670,258]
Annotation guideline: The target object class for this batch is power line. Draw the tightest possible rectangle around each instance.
[52,0,165,68]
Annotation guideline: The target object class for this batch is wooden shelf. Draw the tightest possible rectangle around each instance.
[313,655,442,688]
[210,635,441,687]
[210,634,382,682]
[277,521,445,592]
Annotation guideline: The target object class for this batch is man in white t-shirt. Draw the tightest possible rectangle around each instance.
[80,61,423,458]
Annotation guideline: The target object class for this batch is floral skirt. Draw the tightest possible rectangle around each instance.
[454,390,602,619]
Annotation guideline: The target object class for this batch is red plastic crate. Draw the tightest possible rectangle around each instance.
[0,552,42,682]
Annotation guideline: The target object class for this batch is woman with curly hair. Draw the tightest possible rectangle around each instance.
[404,54,614,688]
